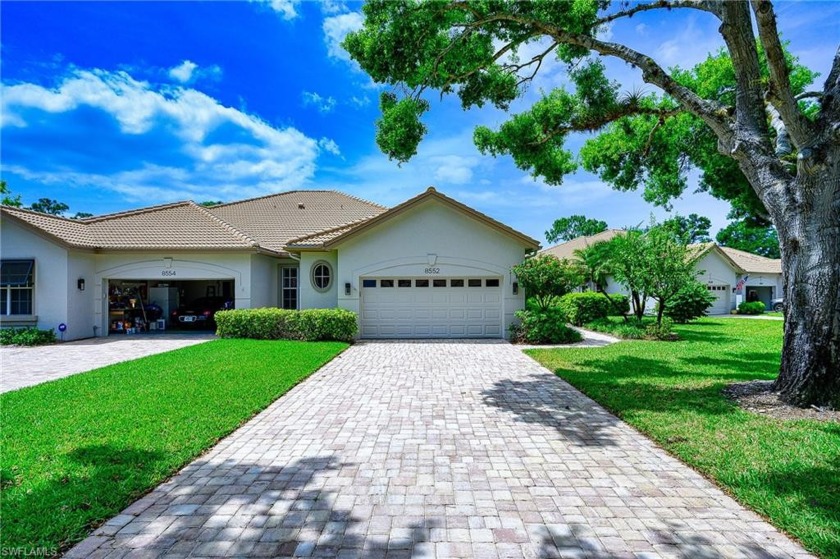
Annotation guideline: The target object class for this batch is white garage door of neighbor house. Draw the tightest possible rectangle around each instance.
[360,277,503,338]
[706,285,730,314]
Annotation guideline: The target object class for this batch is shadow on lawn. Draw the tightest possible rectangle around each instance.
[1,444,167,553]
[482,374,623,447]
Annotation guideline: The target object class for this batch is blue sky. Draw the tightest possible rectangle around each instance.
[2,1,837,243]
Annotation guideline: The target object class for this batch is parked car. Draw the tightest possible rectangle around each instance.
[771,297,784,312]
[171,297,232,328]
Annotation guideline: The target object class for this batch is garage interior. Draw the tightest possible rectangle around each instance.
[107,279,234,334]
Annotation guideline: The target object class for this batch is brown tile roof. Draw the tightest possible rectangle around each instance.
[718,246,782,274]
[1,206,98,247]
[540,229,623,260]
[1,190,388,254]
[285,187,541,250]
[205,191,387,253]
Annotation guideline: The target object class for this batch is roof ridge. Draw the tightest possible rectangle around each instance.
[189,202,261,247]
[286,215,378,245]
[327,189,388,210]
[83,201,193,222]
[209,189,342,208]
[1,204,89,224]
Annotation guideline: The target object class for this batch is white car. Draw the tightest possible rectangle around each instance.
[771,297,784,312]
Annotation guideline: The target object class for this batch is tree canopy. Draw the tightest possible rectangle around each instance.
[1,180,22,208]
[29,198,70,216]
[716,219,781,258]
[545,214,607,244]
[660,214,712,245]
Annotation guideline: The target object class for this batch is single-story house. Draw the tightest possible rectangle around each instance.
[541,230,783,314]
[1,187,539,341]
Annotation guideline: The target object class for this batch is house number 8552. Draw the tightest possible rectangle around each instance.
[424,267,440,274]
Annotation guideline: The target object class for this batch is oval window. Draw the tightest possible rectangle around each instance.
[311,261,332,292]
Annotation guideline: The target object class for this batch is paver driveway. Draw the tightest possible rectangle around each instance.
[1,333,214,393]
[68,341,812,559]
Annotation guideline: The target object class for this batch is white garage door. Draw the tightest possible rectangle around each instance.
[706,284,731,315]
[360,277,503,338]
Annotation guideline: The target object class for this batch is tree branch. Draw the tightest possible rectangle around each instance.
[530,106,683,146]
[750,0,815,147]
[596,0,719,26]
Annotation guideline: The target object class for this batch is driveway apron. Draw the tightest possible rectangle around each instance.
[68,341,812,559]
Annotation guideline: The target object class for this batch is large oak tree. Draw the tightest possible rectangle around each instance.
[345,0,840,407]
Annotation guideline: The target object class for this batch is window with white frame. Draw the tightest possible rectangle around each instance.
[311,261,332,292]
[1,260,34,315]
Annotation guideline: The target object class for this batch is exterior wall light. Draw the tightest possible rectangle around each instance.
[512,282,519,295]
[345,282,351,296]
[77,278,85,291]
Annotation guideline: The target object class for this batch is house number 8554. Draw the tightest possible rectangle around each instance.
[161,270,177,277]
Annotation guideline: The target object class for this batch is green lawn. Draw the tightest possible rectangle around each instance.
[0,339,347,554]
[527,318,840,559]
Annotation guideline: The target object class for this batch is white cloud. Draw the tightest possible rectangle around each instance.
[432,155,478,185]
[167,60,222,84]
[302,90,337,113]
[1,67,322,200]
[635,23,649,36]
[250,0,299,20]
[318,137,341,156]
[320,0,347,15]
[350,94,370,108]
[169,60,197,83]
[323,12,364,62]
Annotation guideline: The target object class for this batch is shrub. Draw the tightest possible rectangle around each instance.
[557,292,613,326]
[645,317,676,340]
[215,308,357,342]
[585,318,646,339]
[738,301,766,315]
[606,293,630,316]
[0,327,56,346]
[511,309,582,345]
[512,255,584,311]
[664,280,716,323]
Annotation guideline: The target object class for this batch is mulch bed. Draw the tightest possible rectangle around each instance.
[723,380,839,422]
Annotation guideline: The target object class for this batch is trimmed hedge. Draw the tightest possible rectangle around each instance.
[664,280,716,323]
[0,327,56,346]
[557,292,628,326]
[215,308,357,342]
[738,301,766,315]
[510,309,582,345]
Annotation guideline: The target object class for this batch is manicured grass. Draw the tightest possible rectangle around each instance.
[527,318,840,558]
[0,339,347,554]
[765,311,785,318]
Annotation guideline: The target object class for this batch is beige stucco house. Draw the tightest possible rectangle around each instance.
[0,187,539,341]
[542,230,783,314]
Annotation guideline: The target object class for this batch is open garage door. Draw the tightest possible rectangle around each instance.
[360,277,503,339]
[107,279,234,334]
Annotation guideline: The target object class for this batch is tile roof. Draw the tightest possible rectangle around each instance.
[205,191,387,253]
[1,190,388,254]
[540,229,624,260]
[718,246,782,274]
[285,187,541,250]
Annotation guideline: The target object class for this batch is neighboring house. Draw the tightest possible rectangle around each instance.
[0,187,538,341]
[541,230,783,314]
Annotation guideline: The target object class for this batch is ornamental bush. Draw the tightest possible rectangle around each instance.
[215,308,357,342]
[510,309,582,345]
[556,292,613,326]
[738,301,766,315]
[0,327,56,346]
[663,280,716,323]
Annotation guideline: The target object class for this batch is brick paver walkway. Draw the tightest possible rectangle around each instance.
[1,333,214,393]
[67,341,812,558]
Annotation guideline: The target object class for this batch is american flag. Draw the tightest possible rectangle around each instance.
[735,275,749,292]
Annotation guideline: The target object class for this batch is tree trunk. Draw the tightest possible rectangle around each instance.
[772,168,840,408]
